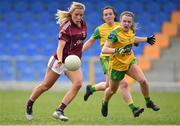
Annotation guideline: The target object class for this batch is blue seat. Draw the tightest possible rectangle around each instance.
[137,12,151,26]
[15,60,35,80]
[20,12,34,23]
[4,12,18,23]
[162,2,178,15]
[10,22,25,34]
[47,2,63,13]
[31,60,47,80]
[0,1,12,12]
[7,43,23,56]
[81,60,89,81]
[14,1,29,12]
[27,22,42,35]
[16,67,35,81]
[36,12,51,23]
[94,61,105,82]
[0,60,14,81]
[40,42,56,56]
[145,2,161,14]
[133,45,144,57]
[30,1,45,13]
[0,22,8,35]
[128,2,144,15]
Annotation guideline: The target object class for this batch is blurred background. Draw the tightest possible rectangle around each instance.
[0,0,180,91]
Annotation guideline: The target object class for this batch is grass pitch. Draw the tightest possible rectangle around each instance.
[0,90,180,125]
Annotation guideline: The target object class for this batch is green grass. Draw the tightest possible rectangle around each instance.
[0,90,180,125]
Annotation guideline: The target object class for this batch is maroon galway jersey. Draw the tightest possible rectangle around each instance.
[54,19,87,63]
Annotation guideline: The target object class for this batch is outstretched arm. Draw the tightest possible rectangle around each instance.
[135,36,147,43]
[135,35,155,45]
[82,38,95,52]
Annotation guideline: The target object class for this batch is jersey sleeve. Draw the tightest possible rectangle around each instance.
[58,29,69,42]
[91,27,100,40]
[107,31,118,43]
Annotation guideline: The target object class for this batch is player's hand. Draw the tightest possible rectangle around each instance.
[55,60,62,68]
[115,45,132,54]
[147,35,155,45]
[115,47,125,54]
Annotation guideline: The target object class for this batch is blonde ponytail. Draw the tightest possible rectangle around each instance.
[55,1,85,25]
[55,10,71,25]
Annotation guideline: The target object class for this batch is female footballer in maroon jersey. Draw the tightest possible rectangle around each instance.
[26,2,86,121]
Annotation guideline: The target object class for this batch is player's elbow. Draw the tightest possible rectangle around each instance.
[101,47,107,54]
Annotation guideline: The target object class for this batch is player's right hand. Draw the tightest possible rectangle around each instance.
[115,47,125,54]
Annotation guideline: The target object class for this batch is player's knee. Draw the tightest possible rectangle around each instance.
[40,83,51,91]
[119,81,128,89]
[104,83,109,89]
[73,81,82,90]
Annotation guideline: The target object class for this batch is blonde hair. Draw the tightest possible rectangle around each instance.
[120,11,137,32]
[55,1,85,25]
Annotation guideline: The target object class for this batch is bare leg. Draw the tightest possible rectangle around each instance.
[127,64,160,111]
[84,74,109,101]
[118,78,133,103]
[30,68,59,101]
[95,74,109,91]
[26,67,59,120]
[57,68,83,109]
[127,64,149,97]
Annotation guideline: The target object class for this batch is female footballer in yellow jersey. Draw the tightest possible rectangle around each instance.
[83,6,144,117]
[101,11,160,117]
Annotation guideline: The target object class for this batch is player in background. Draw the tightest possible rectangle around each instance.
[83,6,144,117]
[26,2,87,121]
[101,11,160,117]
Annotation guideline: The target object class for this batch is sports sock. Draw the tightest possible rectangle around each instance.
[128,102,137,111]
[102,100,108,107]
[145,97,151,104]
[27,99,34,107]
[90,85,96,93]
[57,102,67,112]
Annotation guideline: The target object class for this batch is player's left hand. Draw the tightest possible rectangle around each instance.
[147,35,155,45]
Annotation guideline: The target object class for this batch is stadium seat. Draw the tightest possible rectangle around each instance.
[162,22,178,37]
[4,12,18,23]
[19,12,35,23]
[155,33,170,49]
[31,60,47,80]
[0,1,12,12]
[153,12,170,26]
[36,12,51,24]
[145,2,161,14]
[0,60,14,80]
[137,56,151,71]
[13,1,29,12]
[128,2,144,15]
[30,1,45,13]
[162,1,178,15]
[0,22,8,35]
[171,11,180,25]
[144,45,160,60]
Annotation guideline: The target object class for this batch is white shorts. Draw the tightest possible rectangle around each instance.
[47,56,67,75]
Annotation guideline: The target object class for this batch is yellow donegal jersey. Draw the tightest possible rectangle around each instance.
[91,22,119,57]
[107,26,135,71]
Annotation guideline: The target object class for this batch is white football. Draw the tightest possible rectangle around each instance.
[64,55,81,71]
